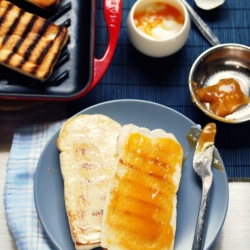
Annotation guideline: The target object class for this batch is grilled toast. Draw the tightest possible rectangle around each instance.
[0,0,68,81]
[57,114,121,250]
[25,0,60,11]
[101,124,183,250]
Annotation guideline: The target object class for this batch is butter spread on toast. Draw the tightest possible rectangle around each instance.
[57,114,121,250]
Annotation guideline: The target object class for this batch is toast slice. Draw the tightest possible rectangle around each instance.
[101,124,183,250]
[0,0,68,81]
[57,114,121,250]
[25,0,60,11]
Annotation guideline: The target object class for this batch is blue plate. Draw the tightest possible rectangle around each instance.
[34,99,229,250]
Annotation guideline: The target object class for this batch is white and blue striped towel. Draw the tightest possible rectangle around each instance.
[3,121,64,250]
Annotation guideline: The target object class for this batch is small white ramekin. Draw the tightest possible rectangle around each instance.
[127,0,191,57]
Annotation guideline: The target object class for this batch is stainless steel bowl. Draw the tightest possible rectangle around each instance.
[189,43,250,123]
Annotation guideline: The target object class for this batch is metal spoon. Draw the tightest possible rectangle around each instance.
[179,0,220,46]
[194,0,225,10]
[192,123,216,250]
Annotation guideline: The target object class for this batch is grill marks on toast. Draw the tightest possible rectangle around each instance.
[110,163,166,233]
[101,130,183,250]
[119,157,170,181]
[57,115,122,249]
[0,1,13,25]
[2,5,24,46]
[105,160,169,246]
[7,15,38,57]
[113,173,164,209]
[22,19,51,63]
[0,0,68,81]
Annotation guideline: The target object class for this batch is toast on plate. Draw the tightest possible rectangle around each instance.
[57,114,121,250]
[101,124,183,250]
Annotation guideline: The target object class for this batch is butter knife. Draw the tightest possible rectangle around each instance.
[192,123,217,250]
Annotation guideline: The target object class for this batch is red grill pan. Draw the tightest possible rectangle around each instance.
[0,0,122,101]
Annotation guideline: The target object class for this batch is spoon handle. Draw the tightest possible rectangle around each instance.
[180,0,220,46]
[192,181,212,250]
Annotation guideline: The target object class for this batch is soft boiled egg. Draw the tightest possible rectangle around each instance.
[134,2,184,40]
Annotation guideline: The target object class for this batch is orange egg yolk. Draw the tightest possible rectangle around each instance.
[133,2,184,39]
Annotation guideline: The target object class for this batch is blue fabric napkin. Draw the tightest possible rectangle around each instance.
[3,121,64,250]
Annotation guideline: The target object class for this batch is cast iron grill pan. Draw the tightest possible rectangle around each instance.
[0,0,94,100]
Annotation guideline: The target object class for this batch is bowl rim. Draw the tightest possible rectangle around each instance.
[188,43,250,124]
[128,0,190,43]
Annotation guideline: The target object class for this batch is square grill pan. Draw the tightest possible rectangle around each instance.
[0,0,122,101]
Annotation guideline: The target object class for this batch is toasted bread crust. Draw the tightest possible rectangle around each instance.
[0,0,68,81]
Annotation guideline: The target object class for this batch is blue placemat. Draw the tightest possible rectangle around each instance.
[69,0,250,178]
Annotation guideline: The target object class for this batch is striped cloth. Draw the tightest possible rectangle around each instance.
[3,121,64,250]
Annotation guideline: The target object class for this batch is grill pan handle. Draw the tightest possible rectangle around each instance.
[79,0,122,97]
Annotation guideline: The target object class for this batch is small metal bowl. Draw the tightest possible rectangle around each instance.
[189,43,250,123]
